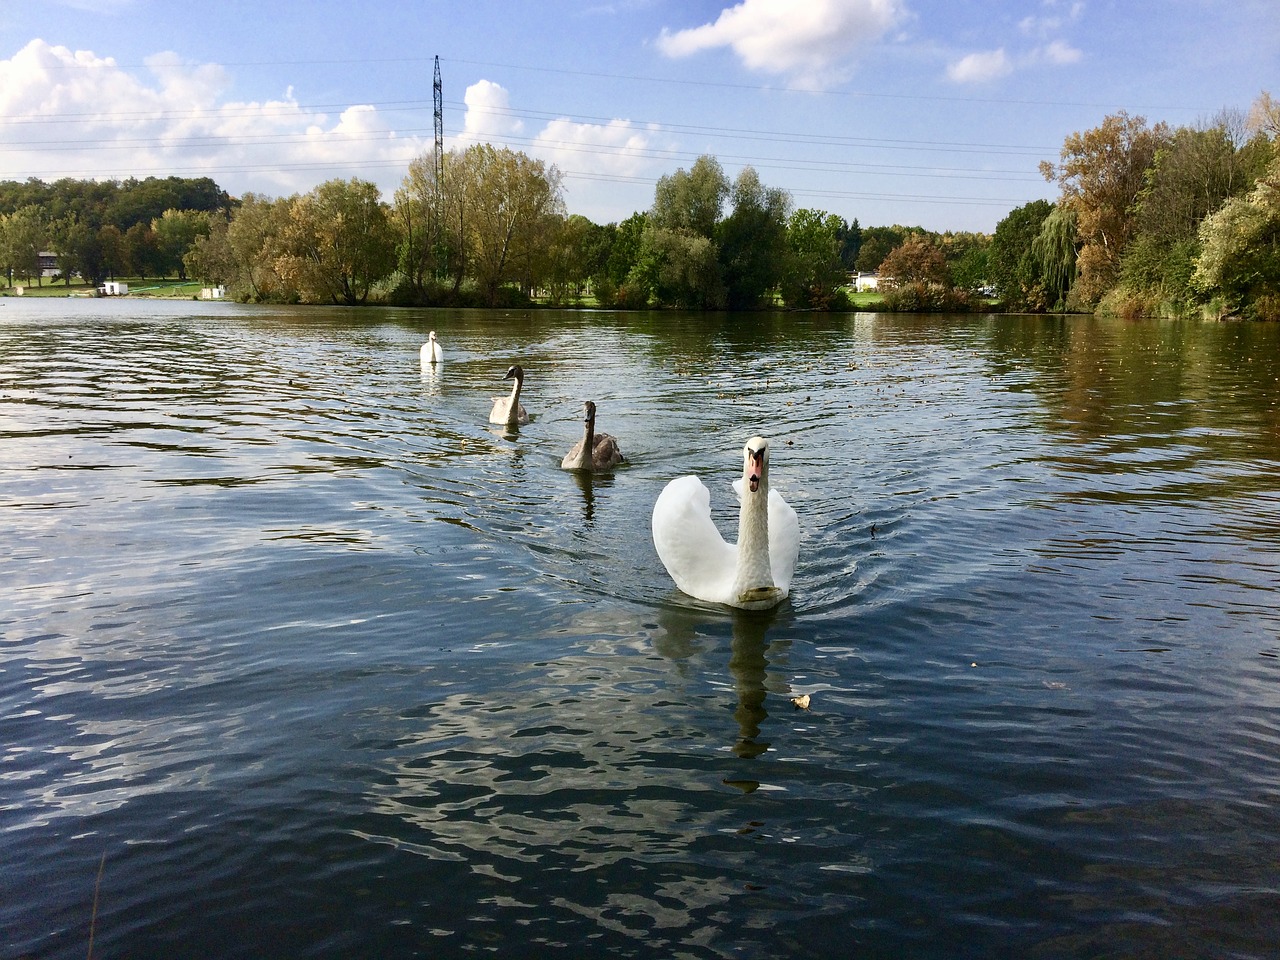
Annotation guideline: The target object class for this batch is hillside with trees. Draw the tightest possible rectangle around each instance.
[0,176,230,287]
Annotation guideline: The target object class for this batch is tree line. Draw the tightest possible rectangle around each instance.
[988,91,1280,320]
[0,150,988,310]
[0,176,230,286]
[2,90,1276,317]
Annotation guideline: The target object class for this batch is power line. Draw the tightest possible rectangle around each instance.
[24,50,1215,114]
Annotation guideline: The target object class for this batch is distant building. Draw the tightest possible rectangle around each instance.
[101,281,128,296]
[200,286,226,300]
[37,252,60,279]
[853,271,881,292]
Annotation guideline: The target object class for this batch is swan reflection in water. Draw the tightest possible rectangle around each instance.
[569,468,622,525]
[654,604,794,760]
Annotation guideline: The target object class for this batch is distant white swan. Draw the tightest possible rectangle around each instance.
[561,400,624,471]
[489,364,530,426]
[420,331,442,366]
[652,436,799,610]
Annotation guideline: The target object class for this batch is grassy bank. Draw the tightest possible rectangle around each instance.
[1,279,205,299]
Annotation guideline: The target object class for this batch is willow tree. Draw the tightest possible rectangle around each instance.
[1040,111,1169,306]
[1032,205,1078,311]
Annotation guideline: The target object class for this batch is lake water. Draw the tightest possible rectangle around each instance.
[2,297,1278,959]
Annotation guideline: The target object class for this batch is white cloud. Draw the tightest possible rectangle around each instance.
[0,39,427,199]
[1020,0,1086,34]
[458,79,661,180]
[946,34,1082,85]
[946,48,1013,84]
[454,79,667,223]
[534,117,660,179]
[458,79,524,142]
[656,0,906,89]
[1041,39,1082,65]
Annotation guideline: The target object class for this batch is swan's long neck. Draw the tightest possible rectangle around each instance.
[736,484,773,588]
[566,409,594,469]
[508,373,522,405]
[735,444,775,599]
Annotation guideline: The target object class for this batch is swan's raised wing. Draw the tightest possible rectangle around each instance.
[652,475,736,603]
[766,489,800,591]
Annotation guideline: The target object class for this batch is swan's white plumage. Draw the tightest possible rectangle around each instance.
[489,364,529,426]
[652,437,798,610]
[421,330,442,366]
[653,475,737,599]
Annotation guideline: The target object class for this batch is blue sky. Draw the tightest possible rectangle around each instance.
[1,0,1276,232]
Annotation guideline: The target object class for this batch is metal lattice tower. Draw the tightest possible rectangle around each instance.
[433,56,444,187]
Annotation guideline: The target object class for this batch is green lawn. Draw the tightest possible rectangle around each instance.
[1,278,206,298]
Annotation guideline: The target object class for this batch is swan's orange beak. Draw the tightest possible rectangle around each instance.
[746,449,764,492]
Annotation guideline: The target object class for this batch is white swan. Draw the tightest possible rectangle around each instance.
[489,364,529,426]
[652,436,799,610]
[561,400,624,471]
[420,330,442,366]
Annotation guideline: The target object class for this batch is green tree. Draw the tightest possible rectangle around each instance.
[939,231,991,292]
[630,226,725,309]
[123,221,164,279]
[717,167,791,309]
[98,224,125,280]
[184,215,237,287]
[394,150,451,301]
[443,144,565,305]
[838,217,862,269]
[0,205,45,285]
[226,193,293,301]
[782,208,850,309]
[109,176,229,230]
[604,211,648,285]
[854,225,910,273]
[651,155,729,239]
[50,215,106,285]
[279,178,397,305]
[1194,153,1280,318]
[152,209,212,279]
[1135,123,1251,245]
[542,214,611,304]
[989,199,1054,308]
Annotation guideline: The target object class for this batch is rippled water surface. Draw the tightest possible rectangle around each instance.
[3,298,1279,959]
